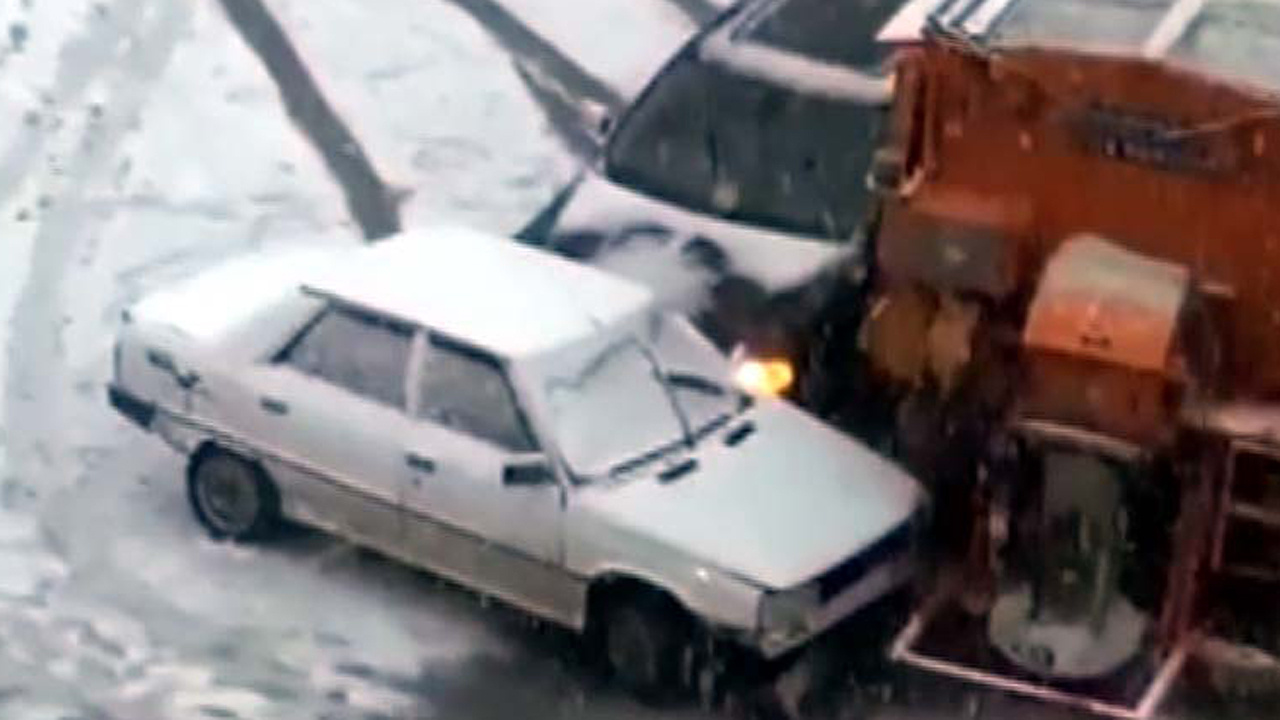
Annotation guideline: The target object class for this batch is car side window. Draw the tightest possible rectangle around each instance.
[279,305,413,409]
[417,338,537,453]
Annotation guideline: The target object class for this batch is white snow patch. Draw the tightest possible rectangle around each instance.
[264,0,573,234]
[0,0,98,100]
[0,701,84,720]
[124,661,215,705]
[44,657,76,681]
[0,508,41,545]
[55,0,357,374]
[0,0,101,469]
[169,686,271,718]
[113,1,344,221]
[110,531,506,667]
[0,547,67,599]
[310,663,419,717]
[594,241,713,312]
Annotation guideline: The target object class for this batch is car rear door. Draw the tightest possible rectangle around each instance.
[246,301,416,552]
[399,332,581,626]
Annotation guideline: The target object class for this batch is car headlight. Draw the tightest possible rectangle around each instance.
[733,357,795,396]
[759,582,821,642]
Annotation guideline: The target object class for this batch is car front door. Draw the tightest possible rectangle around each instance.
[246,301,415,552]
[400,333,580,625]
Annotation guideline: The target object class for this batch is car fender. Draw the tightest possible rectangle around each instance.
[568,509,762,633]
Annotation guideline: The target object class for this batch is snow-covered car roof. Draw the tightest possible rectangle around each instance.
[305,226,655,358]
[696,0,896,104]
[880,0,1280,94]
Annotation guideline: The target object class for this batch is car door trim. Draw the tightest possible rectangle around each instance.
[153,404,590,624]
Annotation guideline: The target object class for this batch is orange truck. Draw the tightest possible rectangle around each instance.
[851,0,1280,716]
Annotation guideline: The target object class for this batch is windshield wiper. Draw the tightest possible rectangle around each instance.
[664,371,728,397]
[665,371,753,440]
[607,437,688,478]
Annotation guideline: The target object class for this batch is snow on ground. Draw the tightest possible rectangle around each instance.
[264,0,579,234]
[57,0,353,386]
[0,0,102,487]
[498,0,698,97]
[0,0,723,717]
[0,0,380,715]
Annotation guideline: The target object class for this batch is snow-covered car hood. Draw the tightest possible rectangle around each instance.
[553,171,855,305]
[574,399,925,590]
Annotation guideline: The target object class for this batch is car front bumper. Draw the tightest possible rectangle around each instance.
[108,384,156,430]
[756,552,915,659]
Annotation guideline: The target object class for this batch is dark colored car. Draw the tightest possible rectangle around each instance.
[521,0,904,404]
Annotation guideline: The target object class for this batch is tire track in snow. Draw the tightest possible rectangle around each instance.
[4,0,188,499]
[216,0,401,241]
[430,0,631,163]
[436,0,625,116]
[0,0,195,712]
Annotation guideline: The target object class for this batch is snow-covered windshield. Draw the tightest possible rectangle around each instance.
[540,313,740,479]
[605,55,879,239]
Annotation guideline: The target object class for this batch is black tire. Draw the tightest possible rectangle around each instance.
[601,590,690,702]
[187,449,280,541]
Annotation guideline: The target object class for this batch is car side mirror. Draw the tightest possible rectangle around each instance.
[504,454,556,487]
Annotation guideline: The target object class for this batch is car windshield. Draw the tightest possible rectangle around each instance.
[604,55,880,239]
[540,313,740,479]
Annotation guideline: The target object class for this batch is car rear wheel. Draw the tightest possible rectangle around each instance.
[188,449,279,541]
[602,591,690,702]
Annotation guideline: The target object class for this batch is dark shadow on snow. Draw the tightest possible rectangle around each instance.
[436,0,625,115]
[216,0,402,241]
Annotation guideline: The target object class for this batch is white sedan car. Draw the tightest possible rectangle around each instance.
[107,226,925,694]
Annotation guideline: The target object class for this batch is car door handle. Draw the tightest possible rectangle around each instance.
[259,396,289,416]
[405,453,436,474]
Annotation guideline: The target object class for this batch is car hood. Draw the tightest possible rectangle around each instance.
[574,399,926,590]
[556,172,855,301]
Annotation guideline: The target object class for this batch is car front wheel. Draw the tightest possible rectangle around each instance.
[187,449,279,541]
[602,591,690,701]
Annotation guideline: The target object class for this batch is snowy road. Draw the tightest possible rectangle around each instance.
[0,0,1203,719]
